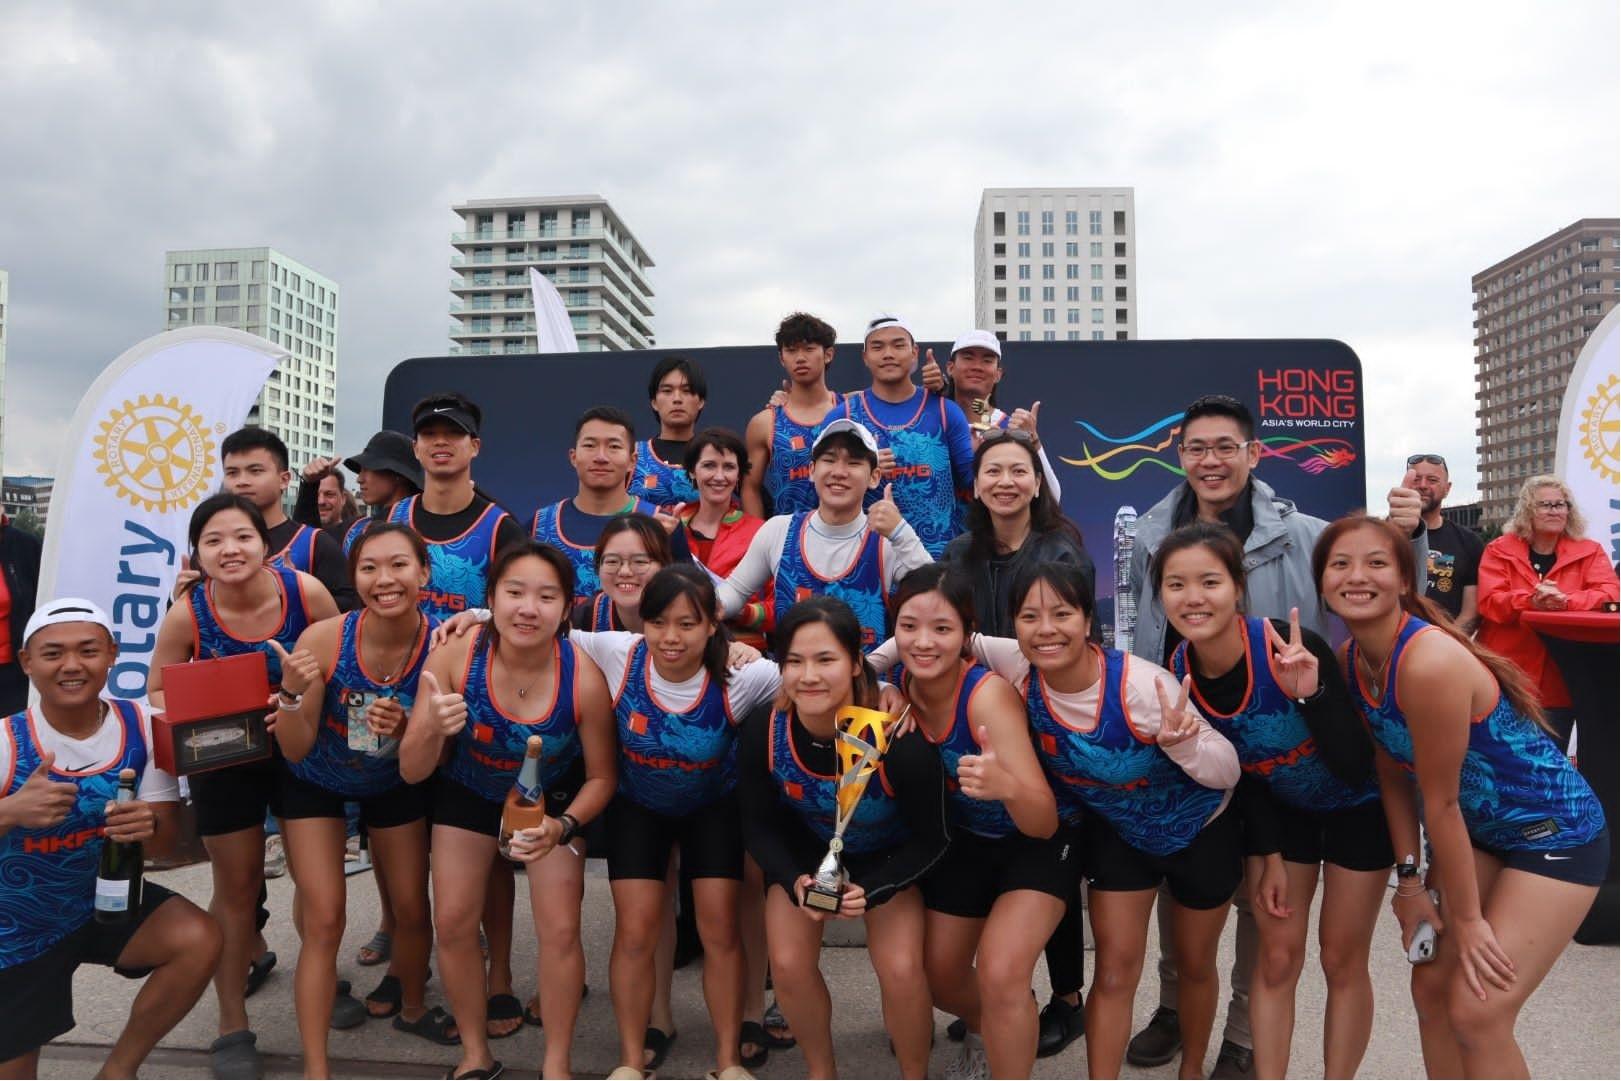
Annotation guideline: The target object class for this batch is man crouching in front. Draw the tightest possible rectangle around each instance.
[0,598,221,1079]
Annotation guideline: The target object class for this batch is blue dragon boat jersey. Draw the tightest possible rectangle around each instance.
[1348,616,1603,852]
[269,523,318,574]
[1172,617,1376,812]
[764,404,825,517]
[530,497,660,604]
[287,610,435,798]
[444,631,581,803]
[0,702,148,968]
[911,663,1018,838]
[583,593,624,631]
[766,708,909,856]
[834,389,967,558]
[612,638,737,815]
[1027,646,1226,856]
[341,516,371,557]
[388,496,511,621]
[631,440,698,508]
[770,512,888,654]
[189,563,312,688]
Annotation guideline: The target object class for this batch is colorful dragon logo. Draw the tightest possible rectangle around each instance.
[1057,414,1357,481]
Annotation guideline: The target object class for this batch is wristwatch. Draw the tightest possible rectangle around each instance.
[556,813,580,846]
[1396,854,1421,879]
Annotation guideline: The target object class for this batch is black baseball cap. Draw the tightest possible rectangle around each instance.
[411,392,482,437]
[344,430,424,490]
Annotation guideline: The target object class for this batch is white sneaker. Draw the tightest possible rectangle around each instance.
[946,1031,989,1080]
[263,834,287,879]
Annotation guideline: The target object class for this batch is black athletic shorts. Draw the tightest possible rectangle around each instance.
[1083,804,1243,910]
[271,763,429,830]
[922,826,1082,919]
[0,883,179,1061]
[605,791,743,881]
[188,756,279,837]
[430,758,587,840]
[1279,798,1395,872]
[1478,828,1611,887]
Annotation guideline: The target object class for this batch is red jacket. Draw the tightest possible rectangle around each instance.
[678,505,773,648]
[1476,533,1620,708]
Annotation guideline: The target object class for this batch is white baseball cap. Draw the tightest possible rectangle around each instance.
[24,597,114,647]
[812,418,881,458]
[863,314,916,344]
[950,329,1002,359]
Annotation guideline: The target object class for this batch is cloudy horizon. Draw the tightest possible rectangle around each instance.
[1,0,1615,507]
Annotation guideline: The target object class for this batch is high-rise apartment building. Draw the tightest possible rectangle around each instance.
[1472,219,1618,526]
[449,196,654,354]
[163,248,338,465]
[973,188,1137,342]
[0,268,8,480]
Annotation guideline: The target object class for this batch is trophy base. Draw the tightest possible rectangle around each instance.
[803,883,844,913]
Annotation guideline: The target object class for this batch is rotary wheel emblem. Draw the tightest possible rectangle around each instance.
[94,395,217,512]
[1580,372,1619,485]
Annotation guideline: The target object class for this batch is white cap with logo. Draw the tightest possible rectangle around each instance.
[811,417,881,458]
[950,329,1002,359]
[24,597,115,647]
[863,314,916,344]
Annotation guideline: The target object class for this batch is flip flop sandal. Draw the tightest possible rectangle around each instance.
[244,950,278,998]
[395,1006,461,1046]
[331,980,367,1030]
[644,1027,677,1072]
[606,1069,651,1080]
[761,1001,795,1049]
[738,1021,770,1071]
[486,993,523,1039]
[366,975,403,1018]
[442,1061,503,1080]
[209,1030,263,1080]
[357,930,392,966]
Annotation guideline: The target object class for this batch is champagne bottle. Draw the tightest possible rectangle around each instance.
[94,768,142,924]
[498,736,546,859]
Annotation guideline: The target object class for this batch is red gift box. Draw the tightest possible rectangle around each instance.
[151,652,273,776]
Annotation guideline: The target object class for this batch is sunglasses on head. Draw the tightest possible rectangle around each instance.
[1406,453,1447,468]
[979,428,1037,447]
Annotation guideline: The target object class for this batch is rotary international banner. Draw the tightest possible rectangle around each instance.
[1555,306,1619,565]
[37,327,284,698]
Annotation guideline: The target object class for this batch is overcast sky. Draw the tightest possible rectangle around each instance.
[1,0,1615,505]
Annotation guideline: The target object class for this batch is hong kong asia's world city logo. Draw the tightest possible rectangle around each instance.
[1059,368,1360,481]
[94,395,218,512]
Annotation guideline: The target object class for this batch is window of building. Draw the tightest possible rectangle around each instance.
[1018,286,1031,301]
[1115,264,1127,280]
[1019,309,1031,324]
[1091,286,1104,301]
[1041,242,1054,257]
[193,286,206,301]
[1116,330,1129,341]
[1066,286,1079,301]
[1068,331,1080,340]
[1113,210,1127,235]
[572,210,591,235]
[169,287,188,303]
[1091,309,1104,324]
[1091,264,1103,280]
[1017,242,1030,257]
[994,287,1006,302]
[291,273,302,292]
[1114,242,1127,257]
[1065,242,1078,257]
[1041,210,1054,235]
[192,307,205,321]
[272,287,281,304]
[1018,265,1030,280]
[1066,210,1078,235]
[246,305,260,322]
[1092,330,1105,340]
[1065,264,1078,280]
[994,308,1007,324]
[251,260,265,280]
[1039,286,1052,302]
[993,243,1005,257]
[1019,331,1032,341]
[1090,242,1102,257]
[993,265,1006,281]
[217,285,240,301]
[1088,210,1102,236]
[217,305,240,322]
[167,307,187,323]
[1042,308,1055,324]
[172,264,191,283]
[215,262,237,281]
[1115,308,1128,324]
[1042,265,1054,280]
[992,211,1005,237]
[1017,210,1030,236]
[1067,309,1080,324]
[246,284,261,300]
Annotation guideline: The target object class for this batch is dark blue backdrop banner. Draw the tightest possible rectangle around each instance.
[384,339,1367,640]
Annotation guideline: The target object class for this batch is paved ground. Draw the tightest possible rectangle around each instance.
[40,860,1619,1079]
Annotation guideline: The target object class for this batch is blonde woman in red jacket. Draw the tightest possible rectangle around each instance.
[1477,475,1619,748]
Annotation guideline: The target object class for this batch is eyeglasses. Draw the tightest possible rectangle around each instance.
[599,555,657,573]
[1179,439,1253,461]
[1534,500,1570,512]
[1406,453,1447,468]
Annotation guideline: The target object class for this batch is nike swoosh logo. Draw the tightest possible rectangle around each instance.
[1543,854,1573,861]
[433,406,451,413]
